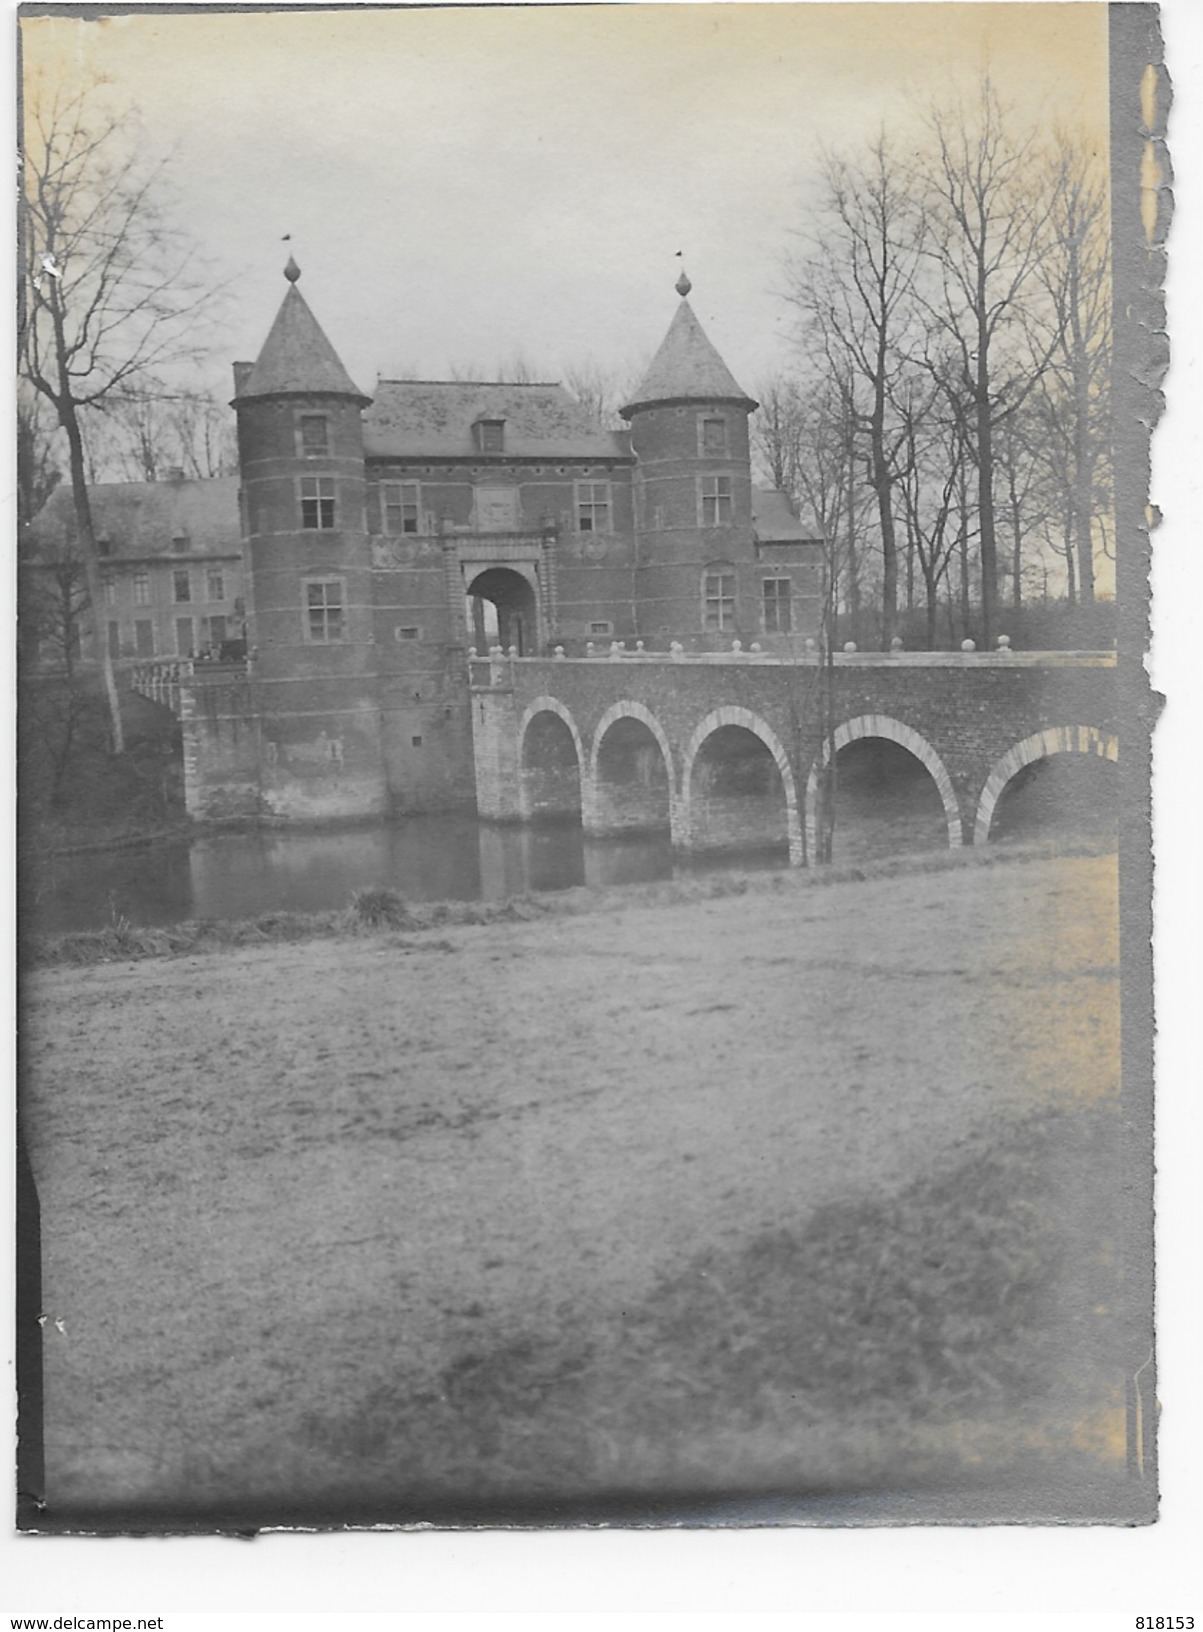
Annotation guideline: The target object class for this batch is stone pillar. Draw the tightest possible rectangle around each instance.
[470,676,522,820]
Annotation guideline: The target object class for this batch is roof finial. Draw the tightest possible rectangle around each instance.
[675,267,692,298]
[284,254,301,283]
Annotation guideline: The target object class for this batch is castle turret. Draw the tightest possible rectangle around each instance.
[620,274,759,646]
[231,260,385,817]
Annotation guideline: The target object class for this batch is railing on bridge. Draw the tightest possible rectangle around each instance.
[129,655,251,716]
[467,638,1117,687]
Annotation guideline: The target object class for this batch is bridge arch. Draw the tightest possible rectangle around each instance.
[805,715,962,864]
[587,700,677,837]
[974,726,1118,845]
[589,700,675,787]
[681,705,802,864]
[516,696,586,821]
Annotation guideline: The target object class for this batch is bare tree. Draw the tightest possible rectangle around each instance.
[893,372,970,648]
[86,382,238,482]
[751,373,807,495]
[913,77,1062,645]
[17,388,63,531]
[560,358,626,429]
[18,532,93,805]
[20,72,221,752]
[1032,130,1113,605]
[787,133,922,646]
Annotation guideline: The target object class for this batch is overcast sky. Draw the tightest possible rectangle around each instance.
[23,3,1109,401]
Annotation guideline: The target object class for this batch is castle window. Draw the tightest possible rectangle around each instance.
[383,481,421,535]
[133,572,151,606]
[702,565,736,632]
[700,416,728,456]
[301,476,336,530]
[304,577,345,643]
[699,475,732,526]
[207,568,225,601]
[762,576,792,633]
[103,576,118,606]
[299,414,330,456]
[576,481,611,533]
[173,570,192,603]
[474,418,505,454]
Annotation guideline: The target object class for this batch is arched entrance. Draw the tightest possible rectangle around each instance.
[805,716,961,864]
[975,727,1118,845]
[465,566,538,656]
[518,700,583,821]
[681,708,800,860]
[589,703,674,834]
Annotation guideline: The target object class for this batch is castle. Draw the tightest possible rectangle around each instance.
[28,263,825,820]
[204,260,822,820]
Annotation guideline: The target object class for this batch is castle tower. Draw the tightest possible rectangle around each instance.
[232,259,386,817]
[620,272,759,646]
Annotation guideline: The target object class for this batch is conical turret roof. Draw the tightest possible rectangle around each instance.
[238,270,370,404]
[620,297,756,418]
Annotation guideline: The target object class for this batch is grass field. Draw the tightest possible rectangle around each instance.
[22,851,1130,1525]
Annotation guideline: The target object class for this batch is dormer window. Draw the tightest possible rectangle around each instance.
[299,414,330,456]
[473,417,505,454]
[97,536,112,558]
[171,534,190,554]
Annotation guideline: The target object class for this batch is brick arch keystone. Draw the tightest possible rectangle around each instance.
[974,726,1118,845]
[681,706,802,864]
[805,714,963,864]
[589,700,676,790]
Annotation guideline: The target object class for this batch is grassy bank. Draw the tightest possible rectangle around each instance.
[27,831,1116,968]
[23,852,1129,1523]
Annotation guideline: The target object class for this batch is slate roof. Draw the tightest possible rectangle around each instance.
[237,284,369,403]
[752,487,825,545]
[364,381,630,461]
[621,299,757,417]
[30,477,242,560]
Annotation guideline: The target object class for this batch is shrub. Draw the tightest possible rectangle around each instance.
[349,886,410,928]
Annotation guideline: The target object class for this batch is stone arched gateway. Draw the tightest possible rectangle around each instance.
[681,705,802,864]
[516,696,587,821]
[974,725,1118,845]
[805,714,963,864]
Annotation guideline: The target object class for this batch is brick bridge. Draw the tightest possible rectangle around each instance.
[469,648,1118,865]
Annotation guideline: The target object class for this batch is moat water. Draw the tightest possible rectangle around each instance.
[25,817,789,936]
[25,747,1115,937]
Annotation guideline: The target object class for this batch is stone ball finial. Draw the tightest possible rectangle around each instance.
[675,269,692,297]
[284,255,301,283]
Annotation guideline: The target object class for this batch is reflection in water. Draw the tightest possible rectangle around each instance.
[25,816,691,935]
[23,755,1113,937]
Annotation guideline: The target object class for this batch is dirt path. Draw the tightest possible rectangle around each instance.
[22,853,1121,1516]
